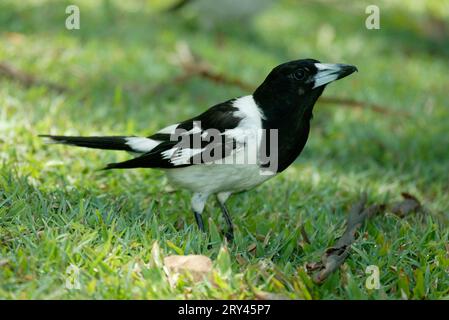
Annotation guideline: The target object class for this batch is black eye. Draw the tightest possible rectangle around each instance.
[292,69,306,81]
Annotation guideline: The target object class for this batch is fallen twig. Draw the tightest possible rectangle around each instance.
[166,42,408,117]
[318,97,409,117]
[0,61,68,93]
[306,193,385,284]
[305,192,433,284]
[0,46,407,118]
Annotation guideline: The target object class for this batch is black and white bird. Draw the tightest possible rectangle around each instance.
[41,59,357,240]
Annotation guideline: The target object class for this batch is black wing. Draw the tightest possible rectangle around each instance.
[105,100,243,169]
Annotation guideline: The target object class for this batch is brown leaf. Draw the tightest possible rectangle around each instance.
[0,259,9,267]
[163,255,212,282]
[254,291,289,300]
[23,275,34,281]
[391,192,423,217]
[255,234,266,242]
[5,32,26,44]
[235,254,248,266]
[247,243,257,255]
[305,261,323,272]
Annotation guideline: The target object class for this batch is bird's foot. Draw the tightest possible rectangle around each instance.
[224,228,234,243]
[194,211,205,232]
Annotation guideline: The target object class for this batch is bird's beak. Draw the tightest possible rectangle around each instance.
[312,63,358,89]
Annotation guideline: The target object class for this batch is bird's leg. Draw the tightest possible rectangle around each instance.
[218,202,234,241]
[194,211,205,232]
[217,192,233,241]
[191,193,209,233]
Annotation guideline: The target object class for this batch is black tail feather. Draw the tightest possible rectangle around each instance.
[39,135,135,151]
[103,153,161,170]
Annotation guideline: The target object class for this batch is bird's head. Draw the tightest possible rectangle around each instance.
[253,59,357,119]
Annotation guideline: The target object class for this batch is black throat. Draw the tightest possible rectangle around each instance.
[253,86,325,173]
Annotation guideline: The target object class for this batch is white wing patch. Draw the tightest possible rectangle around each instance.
[232,95,265,129]
[153,96,265,167]
[125,137,160,153]
[162,147,205,166]
[228,95,265,145]
[125,123,181,153]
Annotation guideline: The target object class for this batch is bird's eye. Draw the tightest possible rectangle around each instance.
[292,69,306,81]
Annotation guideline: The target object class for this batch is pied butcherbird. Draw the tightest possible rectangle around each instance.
[41,59,357,241]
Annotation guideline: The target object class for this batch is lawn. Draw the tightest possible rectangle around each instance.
[0,0,448,299]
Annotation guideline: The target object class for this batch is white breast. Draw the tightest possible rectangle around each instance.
[165,163,275,194]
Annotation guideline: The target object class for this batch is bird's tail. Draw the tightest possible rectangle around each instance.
[39,135,157,153]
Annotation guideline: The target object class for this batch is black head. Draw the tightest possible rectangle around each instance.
[253,59,357,120]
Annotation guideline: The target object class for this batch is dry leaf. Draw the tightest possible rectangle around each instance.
[5,32,26,44]
[305,261,323,272]
[247,243,257,254]
[254,291,289,300]
[255,234,266,242]
[235,254,248,266]
[0,259,9,267]
[23,275,33,281]
[391,192,423,217]
[164,255,212,282]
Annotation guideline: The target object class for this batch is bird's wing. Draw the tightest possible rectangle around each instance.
[105,99,252,169]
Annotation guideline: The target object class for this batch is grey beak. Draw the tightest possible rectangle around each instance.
[313,63,358,89]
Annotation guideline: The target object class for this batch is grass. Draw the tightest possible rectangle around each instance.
[1,0,449,299]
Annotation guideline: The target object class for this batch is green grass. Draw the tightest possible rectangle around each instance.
[1,0,449,299]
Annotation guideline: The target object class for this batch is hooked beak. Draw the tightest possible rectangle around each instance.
[312,63,358,89]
